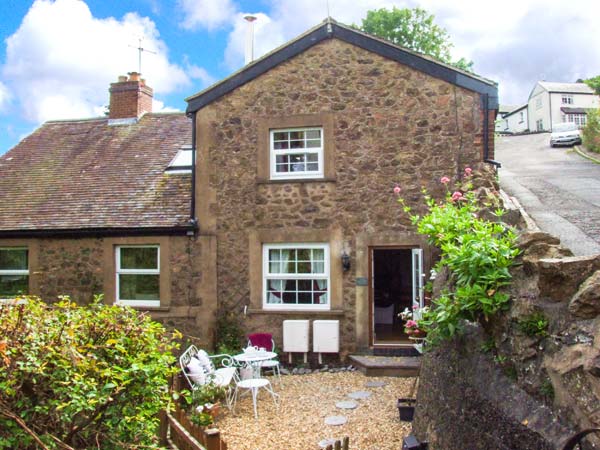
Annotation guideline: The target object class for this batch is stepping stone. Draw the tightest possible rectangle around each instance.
[348,390,371,400]
[365,380,387,388]
[318,438,338,448]
[324,415,348,426]
[336,400,358,410]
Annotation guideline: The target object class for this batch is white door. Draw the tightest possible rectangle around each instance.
[411,248,424,313]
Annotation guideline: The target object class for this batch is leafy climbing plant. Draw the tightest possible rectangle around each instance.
[0,295,180,449]
[396,168,520,344]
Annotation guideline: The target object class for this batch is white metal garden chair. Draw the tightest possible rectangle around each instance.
[179,345,237,409]
[233,376,279,419]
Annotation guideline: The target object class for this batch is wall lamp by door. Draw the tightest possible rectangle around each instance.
[341,251,351,271]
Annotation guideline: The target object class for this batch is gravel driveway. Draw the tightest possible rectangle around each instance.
[496,133,600,255]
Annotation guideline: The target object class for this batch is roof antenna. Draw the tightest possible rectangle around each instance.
[129,37,156,75]
[326,0,330,18]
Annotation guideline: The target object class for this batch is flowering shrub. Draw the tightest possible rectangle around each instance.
[395,168,520,345]
[0,296,180,449]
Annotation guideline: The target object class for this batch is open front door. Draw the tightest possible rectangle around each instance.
[411,248,424,312]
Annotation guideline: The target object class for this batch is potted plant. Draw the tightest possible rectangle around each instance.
[399,306,430,338]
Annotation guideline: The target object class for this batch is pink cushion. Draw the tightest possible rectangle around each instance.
[248,333,273,351]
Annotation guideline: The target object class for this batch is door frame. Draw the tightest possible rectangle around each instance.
[368,245,422,347]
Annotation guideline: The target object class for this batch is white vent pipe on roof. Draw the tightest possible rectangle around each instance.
[244,15,257,65]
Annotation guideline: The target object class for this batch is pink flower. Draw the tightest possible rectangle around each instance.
[393,185,401,195]
[440,176,450,184]
[451,191,463,202]
[412,305,419,310]
[464,167,473,176]
[405,320,417,328]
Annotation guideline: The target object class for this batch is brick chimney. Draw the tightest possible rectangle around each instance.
[108,72,153,119]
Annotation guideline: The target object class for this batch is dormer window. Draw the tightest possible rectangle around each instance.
[166,145,193,174]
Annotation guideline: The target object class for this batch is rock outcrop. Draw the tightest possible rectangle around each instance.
[413,227,600,449]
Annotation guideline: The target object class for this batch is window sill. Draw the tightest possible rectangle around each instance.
[247,308,345,316]
[127,305,170,312]
[257,177,336,185]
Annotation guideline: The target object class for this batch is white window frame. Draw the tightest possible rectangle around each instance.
[562,94,574,105]
[263,243,330,311]
[116,245,160,307]
[270,127,324,180]
[0,247,29,299]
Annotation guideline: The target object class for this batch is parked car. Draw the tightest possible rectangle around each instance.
[550,122,582,147]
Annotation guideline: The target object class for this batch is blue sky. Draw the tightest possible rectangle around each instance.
[1,0,599,155]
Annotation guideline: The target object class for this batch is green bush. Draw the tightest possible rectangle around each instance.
[0,296,180,449]
[397,169,520,344]
[517,312,549,337]
[582,109,600,153]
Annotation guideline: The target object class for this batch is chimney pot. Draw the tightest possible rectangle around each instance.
[128,71,140,81]
[118,75,127,82]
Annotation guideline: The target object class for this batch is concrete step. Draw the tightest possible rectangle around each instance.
[349,355,420,377]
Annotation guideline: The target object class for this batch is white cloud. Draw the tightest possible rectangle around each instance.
[223,0,398,70]
[0,82,11,112]
[1,0,206,123]
[221,0,600,106]
[152,99,181,113]
[178,0,238,31]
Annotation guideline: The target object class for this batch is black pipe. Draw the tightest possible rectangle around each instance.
[190,111,197,226]
[482,94,502,168]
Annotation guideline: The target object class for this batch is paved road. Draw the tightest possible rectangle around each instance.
[496,133,600,256]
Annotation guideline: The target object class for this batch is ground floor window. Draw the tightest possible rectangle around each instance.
[566,113,587,128]
[0,248,28,298]
[536,119,544,131]
[116,245,160,307]
[263,243,329,310]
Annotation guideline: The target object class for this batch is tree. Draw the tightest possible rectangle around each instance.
[356,7,474,72]
[584,75,600,95]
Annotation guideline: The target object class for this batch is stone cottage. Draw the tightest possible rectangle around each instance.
[0,19,498,356]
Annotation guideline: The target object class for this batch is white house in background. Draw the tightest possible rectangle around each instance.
[528,81,599,132]
[500,104,528,133]
[495,104,518,132]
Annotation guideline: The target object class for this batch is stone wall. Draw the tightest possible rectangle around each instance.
[195,37,494,354]
[412,325,573,450]
[0,234,214,346]
[412,230,600,449]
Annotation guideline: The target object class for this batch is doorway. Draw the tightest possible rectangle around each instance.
[370,247,423,345]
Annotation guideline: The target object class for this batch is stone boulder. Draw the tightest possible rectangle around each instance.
[569,270,600,319]
[536,255,600,303]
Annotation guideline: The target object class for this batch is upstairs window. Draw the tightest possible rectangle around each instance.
[116,245,160,307]
[270,128,323,180]
[263,243,329,310]
[562,94,574,105]
[536,97,542,109]
[0,248,29,298]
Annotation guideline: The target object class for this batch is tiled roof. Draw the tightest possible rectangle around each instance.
[0,113,193,233]
[538,82,595,94]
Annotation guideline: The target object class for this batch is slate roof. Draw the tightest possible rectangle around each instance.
[186,18,498,113]
[538,82,595,94]
[0,113,193,236]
